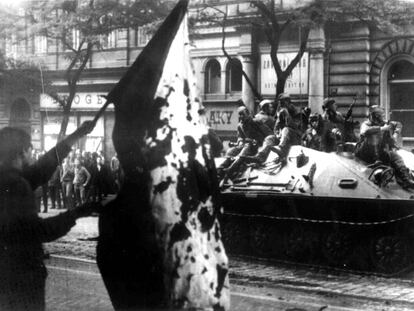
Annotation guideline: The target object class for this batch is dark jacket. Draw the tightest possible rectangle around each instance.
[237,118,273,146]
[0,142,77,310]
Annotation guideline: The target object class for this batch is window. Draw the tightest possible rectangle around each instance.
[204,59,221,94]
[226,58,242,93]
[136,27,150,47]
[34,35,47,54]
[100,30,117,49]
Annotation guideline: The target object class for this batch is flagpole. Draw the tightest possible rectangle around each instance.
[92,98,112,125]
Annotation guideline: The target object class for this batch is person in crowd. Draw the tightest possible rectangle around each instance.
[60,156,75,209]
[37,150,49,213]
[219,106,272,177]
[255,99,276,131]
[355,105,414,189]
[73,158,91,206]
[96,155,113,199]
[89,152,100,202]
[48,165,62,210]
[302,113,323,151]
[244,93,306,164]
[0,121,99,311]
[110,153,122,193]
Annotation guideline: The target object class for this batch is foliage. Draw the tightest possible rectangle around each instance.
[0,0,172,139]
[195,0,414,99]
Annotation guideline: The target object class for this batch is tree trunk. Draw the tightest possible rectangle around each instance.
[275,74,287,100]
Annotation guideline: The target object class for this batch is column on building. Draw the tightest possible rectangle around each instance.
[307,26,326,114]
[242,55,256,113]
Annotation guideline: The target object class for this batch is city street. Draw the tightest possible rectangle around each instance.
[43,210,414,311]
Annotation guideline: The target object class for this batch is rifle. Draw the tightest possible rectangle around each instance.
[345,95,357,121]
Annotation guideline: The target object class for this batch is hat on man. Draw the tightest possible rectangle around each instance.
[259,99,272,109]
[322,98,335,110]
[369,105,384,115]
[277,93,290,101]
[237,106,249,114]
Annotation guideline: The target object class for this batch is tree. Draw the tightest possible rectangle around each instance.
[250,0,413,99]
[197,0,414,100]
[1,0,172,140]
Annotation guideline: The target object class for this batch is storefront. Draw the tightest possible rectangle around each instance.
[40,92,114,157]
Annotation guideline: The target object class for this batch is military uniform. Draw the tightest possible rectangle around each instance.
[355,111,414,189]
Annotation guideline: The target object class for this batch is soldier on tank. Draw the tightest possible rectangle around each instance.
[254,99,276,131]
[355,105,414,189]
[302,113,323,151]
[218,106,272,178]
[321,98,346,152]
[243,93,306,163]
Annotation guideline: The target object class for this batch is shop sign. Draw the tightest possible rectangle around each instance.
[40,92,107,110]
[205,104,237,132]
[260,52,309,95]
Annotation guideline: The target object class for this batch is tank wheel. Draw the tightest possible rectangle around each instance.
[221,217,248,254]
[322,231,353,268]
[283,225,313,261]
[370,235,410,274]
[249,222,271,256]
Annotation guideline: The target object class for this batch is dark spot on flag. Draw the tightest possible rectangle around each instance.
[169,222,191,249]
[187,245,192,253]
[198,207,215,232]
[171,162,178,168]
[187,273,193,282]
[214,223,221,241]
[183,79,190,96]
[215,246,221,253]
[186,113,192,122]
[202,267,207,274]
[207,231,211,241]
[210,282,214,290]
[153,176,173,195]
[175,211,180,215]
[213,304,225,311]
[190,256,196,263]
[215,264,228,298]
[204,254,209,260]
[184,255,188,260]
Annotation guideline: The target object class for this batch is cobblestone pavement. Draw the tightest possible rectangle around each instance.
[42,208,414,310]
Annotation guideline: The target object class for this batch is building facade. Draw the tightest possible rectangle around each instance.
[1,0,414,156]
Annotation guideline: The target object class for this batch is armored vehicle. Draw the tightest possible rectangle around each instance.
[218,145,414,275]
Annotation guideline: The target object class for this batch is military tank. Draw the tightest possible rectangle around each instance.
[217,145,414,275]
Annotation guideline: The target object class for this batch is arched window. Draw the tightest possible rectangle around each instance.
[388,60,414,138]
[204,59,221,94]
[226,58,242,93]
[9,98,31,134]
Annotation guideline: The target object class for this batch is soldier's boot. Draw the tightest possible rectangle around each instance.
[225,157,244,179]
[394,161,414,189]
[240,146,271,164]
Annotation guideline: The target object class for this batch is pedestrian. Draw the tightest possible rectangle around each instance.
[48,165,62,209]
[60,156,75,209]
[0,121,99,311]
[73,158,91,206]
[110,153,122,193]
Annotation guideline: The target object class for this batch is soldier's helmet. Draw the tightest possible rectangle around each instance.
[259,99,272,110]
[277,93,290,101]
[309,113,320,122]
[322,98,336,110]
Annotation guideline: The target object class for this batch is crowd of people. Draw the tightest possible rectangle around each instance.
[31,148,122,212]
[219,93,414,190]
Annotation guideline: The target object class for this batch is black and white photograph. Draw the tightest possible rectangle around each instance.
[1,0,414,310]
